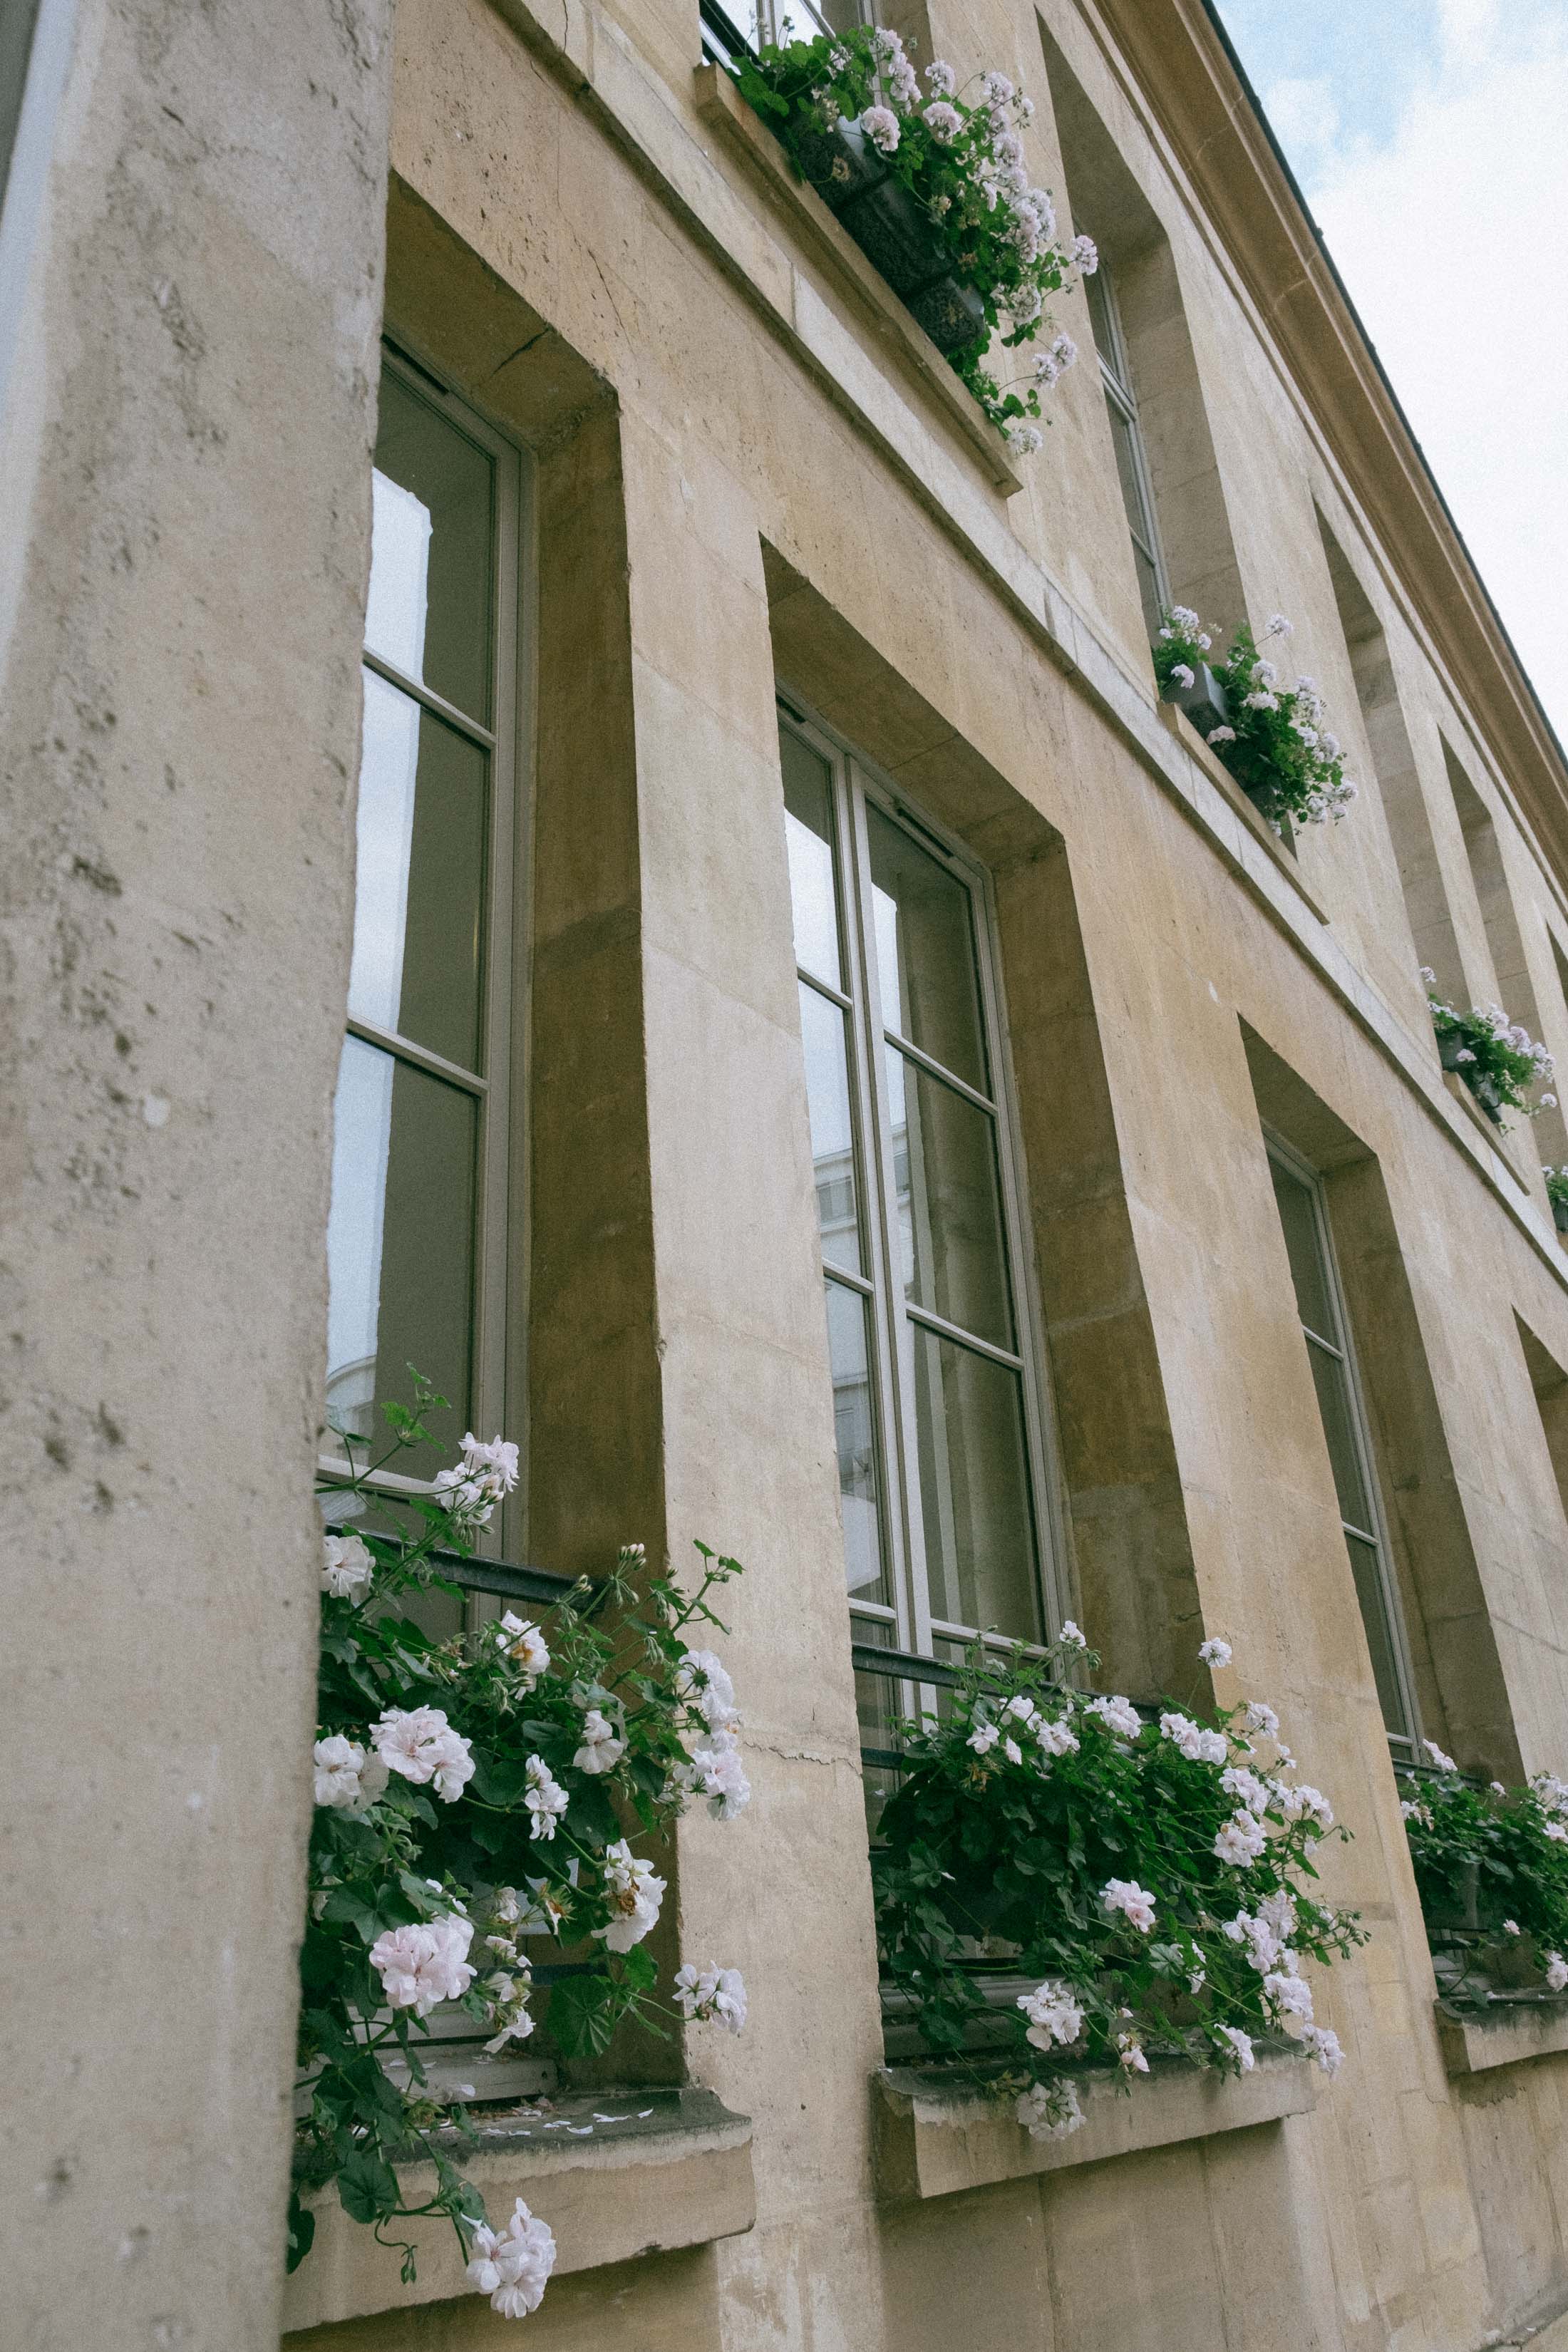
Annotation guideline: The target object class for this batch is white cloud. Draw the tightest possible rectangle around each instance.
[1278,3,1568,741]
[1258,75,1341,173]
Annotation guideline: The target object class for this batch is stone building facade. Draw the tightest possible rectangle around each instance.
[6,1,1568,2347]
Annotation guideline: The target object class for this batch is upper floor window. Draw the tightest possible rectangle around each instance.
[701,0,870,63]
[1083,251,1169,642]
[324,351,523,1494]
[780,706,1056,1728]
[1267,1138,1418,1758]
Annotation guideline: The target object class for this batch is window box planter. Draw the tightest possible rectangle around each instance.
[1160,659,1230,741]
[1438,1031,1505,1124]
[1553,1196,1568,1237]
[788,120,986,358]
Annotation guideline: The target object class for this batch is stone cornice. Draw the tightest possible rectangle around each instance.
[1088,0,1568,888]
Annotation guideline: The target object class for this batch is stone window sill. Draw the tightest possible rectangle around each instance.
[691,63,1023,497]
[281,2088,754,2334]
[1155,702,1330,928]
[1435,1993,1568,2077]
[872,2047,1317,2201]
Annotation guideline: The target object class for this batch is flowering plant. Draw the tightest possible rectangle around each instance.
[1422,974,1556,1125]
[729,24,1095,438]
[1543,1166,1568,1214]
[1398,1746,1568,1997]
[294,1376,749,2319]
[1152,607,1358,832]
[875,1626,1363,2138]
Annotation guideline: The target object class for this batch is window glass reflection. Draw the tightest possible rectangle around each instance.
[866,806,988,1093]
[781,728,842,990]
[800,984,862,1275]
[825,1279,889,1605]
[349,673,487,1070]
[887,1048,1014,1349]
[366,371,495,725]
[910,1328,1039,1641]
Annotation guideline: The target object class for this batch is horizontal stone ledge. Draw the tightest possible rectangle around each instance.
[872,2046,1318,2202]
[1437,1994,1568,2077]
[282,2087,754,2334]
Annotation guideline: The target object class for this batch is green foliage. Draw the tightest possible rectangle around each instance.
[1397,1759,1568,1992]
[1152,608,1358,831]
[296,1375,745,2291]
[1424,984,1556,1123]
[874,1632,1364,2128]
[1543,1165,1568,1212]
[728,26,1087,433]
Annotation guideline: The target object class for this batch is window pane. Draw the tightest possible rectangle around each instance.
[910,1328,1039,1641]
[1307,1339,1373,1535]
[350,670,488,1071]
[367,371,495,725]
[825,1279,889,1604]
[1106,396,1155,555]
[1346,1532,1408,1737]
[800,983,862,1275]
[780,728,842,991]
[852,1618,904,1840]
[887,1048,1015,1349]
[326,1036,477,1478]
[866,805,988,1093]
[1270,1158,1337,1343]
[1133,538,1164,644]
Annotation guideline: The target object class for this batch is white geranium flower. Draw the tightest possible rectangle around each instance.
[1207,725,1237,744]
[860,103,900,155]
[1300,2023,1343,2075]
[1058,1620,1088,1651]
[677,1649,739,1731]
[1224,1910,1281,1973]
[1004,1694,1041,1728]
[1217,2024,1255,2072]
[1159,1711,1228,1765]
[594,1840,665,1953]
[525,1755,569,1842]
[924,58,955,93]
[465,2197,557,2319]
[1009,424,1044,455]
[1264,1970,1314,2023]
[1171,663,1196,690]
[1036,1713,1080,1759]
[1198,1637,1232,1667]
[1264,612,1293,638]
[1003,1736,1025,1765]
[1071,232,1098,273]
[369,1914,475,2016]
[968,1720,1001,1755]
[1102,1877,1157,1932]
[1422,1738,1457,1773]
[573,1708,626,1775]
[1222,1765,1271,1816]
[372,1706,475,1802]
[924,99,961,141]
[1017,1979,1084,2051]
[1544,1953,1567,1993]
[674,1962,748,2032]
[1244,1701,1280,1739]
[1214,1812,1267,1867]
[495,1612,550,1686]
[1502,1919,1521,1936]
[1084,1695,1143,1740]
[1115,2030,1150,2073]
[686,1726,751,1820]
[313,1734,389,1815]
[321,1532,374,1602]
[1016,2078,1083,2140]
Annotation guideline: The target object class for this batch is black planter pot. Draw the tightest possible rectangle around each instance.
[789,120,986,358]
[1162,659,1231,742]
[1438,1033,1505,1125]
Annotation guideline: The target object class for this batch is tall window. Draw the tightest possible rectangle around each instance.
[324,351,522,1492]
[780,706,1056,1730]
[701,0,867,63]
[1267,1140,1417,1756]
[1083,252,1169,641]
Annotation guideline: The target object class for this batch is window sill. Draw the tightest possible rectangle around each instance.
[1155,702,1330,928]
[691,63,1023,497]
[1436,1993,1568,2078]
[872,2047,1318,2202]
[281,2088,755,2334]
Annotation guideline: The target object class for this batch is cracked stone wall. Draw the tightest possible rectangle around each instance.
[0,3,393,2343]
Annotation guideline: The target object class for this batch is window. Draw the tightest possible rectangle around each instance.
[1266,1139,1418,1756]
[701,0,868,63]
[780,705,1056,1735]
[324,350,522,1493]
[1083,252,1169,641]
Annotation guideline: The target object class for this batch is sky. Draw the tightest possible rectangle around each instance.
[1213,0,1568,748]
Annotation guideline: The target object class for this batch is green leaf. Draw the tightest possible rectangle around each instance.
[336,2148,401,2225]
[285,2189,316,2272]
[547,1975,620,2057]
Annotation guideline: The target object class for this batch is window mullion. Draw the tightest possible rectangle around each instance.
[843,762,931,1666]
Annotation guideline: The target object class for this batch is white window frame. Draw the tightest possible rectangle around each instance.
[1265,1129,1420,1758]
[701,0,871,62]
[780,692,1068,1686]
[1084,248,1170,639]
[320,341,533,1567]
